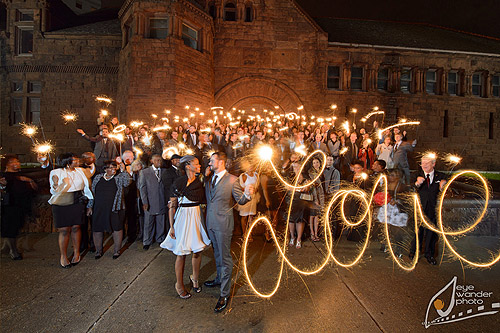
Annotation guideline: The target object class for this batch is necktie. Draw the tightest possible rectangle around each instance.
[211,175,218,189]
[155,168,160,182]
[426,174,430,187]
[394,144,399,152]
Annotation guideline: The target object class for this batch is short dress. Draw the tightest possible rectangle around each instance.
[237,173,260,217]
[160,196,211,255]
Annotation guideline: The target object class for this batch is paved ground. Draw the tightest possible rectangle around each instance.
[1,232,500,333]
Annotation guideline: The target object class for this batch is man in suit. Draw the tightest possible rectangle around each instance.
[138,154,169,250]
[203,151,254,313]
[212,127,227,150]
[409,155,447,265]
[309,133,329,154]
[77,127,118,172]
[276,136,291,165]
[186,125,198,148]
[167,130,180,147]
[392,133,417,184]
[122,126,135,152]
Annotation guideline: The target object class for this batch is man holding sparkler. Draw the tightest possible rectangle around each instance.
[77,127,118,172]
[409,155,447,265]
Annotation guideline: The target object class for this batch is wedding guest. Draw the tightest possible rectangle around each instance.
[49,153,93,268]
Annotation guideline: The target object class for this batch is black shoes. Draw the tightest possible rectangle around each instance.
[214,296,229,313]
[204,280,221,288]
[426,256,437,265]
[112,253,120,260]
[143,245,150,251]
[95,253,103,260]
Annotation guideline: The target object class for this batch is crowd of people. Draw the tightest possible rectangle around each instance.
[1,115,447,312]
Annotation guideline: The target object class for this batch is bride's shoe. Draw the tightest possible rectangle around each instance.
[175,283,191,299]
[190,275,202,293]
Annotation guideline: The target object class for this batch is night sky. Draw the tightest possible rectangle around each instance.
[297,0,500,39]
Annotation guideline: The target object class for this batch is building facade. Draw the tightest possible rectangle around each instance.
[1,0,500,169]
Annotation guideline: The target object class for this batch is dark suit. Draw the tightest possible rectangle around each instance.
[205,171,250,298]
[186,132,199,148]
[122,135,135,153]
[392,141,414,184]
[138,166,169,245]
[82,134,119,172]
[410,170,447,258]
[308,141,329,154]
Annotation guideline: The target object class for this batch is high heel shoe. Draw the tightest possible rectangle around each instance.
[71,255,81,266]
[175,283,191,299]
[190,275,202,293]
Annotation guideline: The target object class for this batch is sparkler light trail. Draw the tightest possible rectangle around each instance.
[378,121,420,139]
[21,124,38,138]
[113,124,127,133]
[130,121,143,128]
[361,110,385,122]
[95,95,112,104]
[241,151,497,298]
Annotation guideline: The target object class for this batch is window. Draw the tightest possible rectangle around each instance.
[182,23,199,50]
[327,66,341,90]
[12,81,23,93]
[224,3,236,21]
[377,68,389,91]
[472,72,483,97]
[149,17,169,39]
[28,81,41,93]
[15,26,33,55]
[28,97,40,124]
[209,5,216,19]
[9,81,41,126]
[17,9,34,22]
[425,69,437,94]
[448,71,459,95]
[244,4,253,22]
[350,66,364,91]
[492,75,500,97]
[400,67,412,93]
[11,97,23,125]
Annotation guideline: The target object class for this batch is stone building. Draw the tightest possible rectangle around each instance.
[1,0,500,169]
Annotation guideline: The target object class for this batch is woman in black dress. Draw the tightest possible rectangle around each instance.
[1,155,36,260]
[87,160,132,259]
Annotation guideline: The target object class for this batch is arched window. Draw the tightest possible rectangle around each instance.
[244,3,253,22]
[224,2,236,21]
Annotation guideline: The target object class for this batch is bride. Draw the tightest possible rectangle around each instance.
[160,155,210,299]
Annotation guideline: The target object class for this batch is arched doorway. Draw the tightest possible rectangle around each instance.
[214,76,303,115]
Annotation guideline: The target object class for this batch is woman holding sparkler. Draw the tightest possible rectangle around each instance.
[49,153,93,268]
[308,157,325,242]
[237,158,260,242]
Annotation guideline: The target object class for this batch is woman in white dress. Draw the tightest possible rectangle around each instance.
[160,156,210,299]
[375,136,394,169]
[237,159,260,242]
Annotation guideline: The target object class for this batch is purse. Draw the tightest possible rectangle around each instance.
[51,192,74,206]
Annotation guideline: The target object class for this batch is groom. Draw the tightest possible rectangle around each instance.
[204,151,254,313]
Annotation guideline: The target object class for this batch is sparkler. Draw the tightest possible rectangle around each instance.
[61,111,78,123]
[152,125,171,132]
[21,124,38,139]
[33,141,54,155]
[162,147,179,160]
[339,147,348,155]
[100,109,109,117]
[141,133,152,146]
[343,121,350,134]
[133,147,143,156]
[361,110,385,123]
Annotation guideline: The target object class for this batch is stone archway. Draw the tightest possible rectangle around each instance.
[214,76,303,113]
